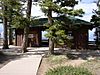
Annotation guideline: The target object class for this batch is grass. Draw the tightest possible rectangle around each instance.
[46,55,100,75]
[38,51,100,75]
[45,66,92,75]
[47,55,68,65]
[81,57,100,75]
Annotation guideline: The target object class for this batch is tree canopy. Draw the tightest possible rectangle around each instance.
[39,0,84,48]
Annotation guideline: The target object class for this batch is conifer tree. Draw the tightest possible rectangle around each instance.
[0,0,23,49]
[40,0,84,54]
[0,0,33,52]
[2,4,8,49]
[21,0,32,53]
[8,0,22,45]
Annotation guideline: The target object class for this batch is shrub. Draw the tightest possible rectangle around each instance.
[45,66,92,75]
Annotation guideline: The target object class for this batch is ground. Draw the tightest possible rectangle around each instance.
[0,52,22,68]
[0,54,10,68]
[0,47,100,75]
[37,56,86,75]
[37,50,100,75]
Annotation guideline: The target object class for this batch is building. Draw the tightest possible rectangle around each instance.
[14,17,93,49]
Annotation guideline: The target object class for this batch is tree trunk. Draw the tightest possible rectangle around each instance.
[2,6,9,49]
[22,26,29,52]
[47,9,54,54]
[9,27,13,45]
[9,9,13,45]
[21,0,32,53]
[49,38,54,54]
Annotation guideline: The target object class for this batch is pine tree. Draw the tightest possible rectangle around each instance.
[0,0,9,49]
[0,0,23,49]
[8,0,22,45]
[0,0,33,52]
[21,0,32,53]
[40,0,84,54]
[40,0,57,54]
[2,5,8,49]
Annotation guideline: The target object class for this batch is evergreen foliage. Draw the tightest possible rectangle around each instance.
[0,0,33,28]
[0,0,25,48]
[0,0,22,25]
[39,0,84,48]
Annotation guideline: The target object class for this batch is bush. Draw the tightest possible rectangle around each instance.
[45,66,92,75]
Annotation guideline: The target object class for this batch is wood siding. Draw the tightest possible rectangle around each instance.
[15,26,90,49]
[73,26,88,49]
[15,27,42,47]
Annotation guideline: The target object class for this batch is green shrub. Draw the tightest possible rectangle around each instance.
[45,66,92,75]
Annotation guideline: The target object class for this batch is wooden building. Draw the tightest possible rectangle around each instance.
[14,17,93,49]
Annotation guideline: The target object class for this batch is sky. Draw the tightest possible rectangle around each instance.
[0,0,98,41]
[0,24,3,38]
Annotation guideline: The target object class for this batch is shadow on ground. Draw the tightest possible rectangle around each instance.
[26,48,100,60]
[57,49,100,60]
[0,52,23,68]
[0,46,100,67]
